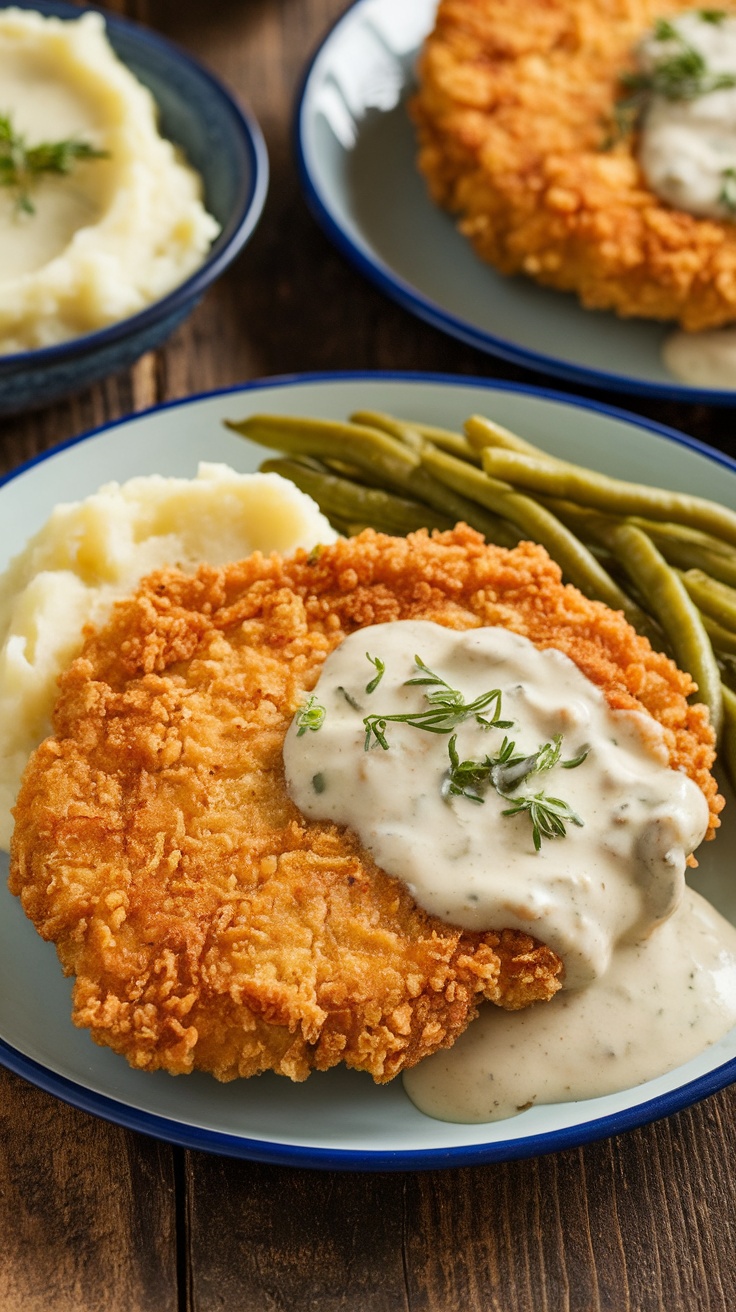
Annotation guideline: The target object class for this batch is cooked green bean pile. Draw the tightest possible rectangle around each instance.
[225,408,736,782]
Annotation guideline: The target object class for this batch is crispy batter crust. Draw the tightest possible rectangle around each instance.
[9,528,720,1082]
[411,0,736,330]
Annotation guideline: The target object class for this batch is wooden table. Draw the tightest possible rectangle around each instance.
[1,2,736,1308]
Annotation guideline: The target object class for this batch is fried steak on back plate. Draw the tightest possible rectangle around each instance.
[411,0,736,331]
[9,527,719,1082]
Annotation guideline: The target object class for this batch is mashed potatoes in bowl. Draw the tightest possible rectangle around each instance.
[0,6,222,353]
[0,464,337,850]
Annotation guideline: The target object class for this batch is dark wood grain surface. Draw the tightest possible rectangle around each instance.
[1,2,736,1308]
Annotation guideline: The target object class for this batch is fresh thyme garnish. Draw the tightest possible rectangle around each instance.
[440,729,585,850]
[626,17,736,100]
[500,793,585,853]
[720,165,736,210]
[603,14,736,148]
[295,694,326,736]
[338,685,362,711]
[358,651,587,848]
[604,98,642,148]
[493,735,587,853]
[362,654,513,751]
[441,734,507,804]
[442,731,588,850]
[0,112,108,215]
[365,652,385,694]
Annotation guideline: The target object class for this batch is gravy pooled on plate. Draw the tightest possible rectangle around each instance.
[285,619,734,1121]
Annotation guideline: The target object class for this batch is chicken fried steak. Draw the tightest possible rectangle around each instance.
[411,0,736,331]
[9,527,720,1082]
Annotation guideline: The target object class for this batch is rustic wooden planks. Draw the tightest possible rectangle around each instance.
[180,1088,736,1311]
[0,1068,177,1312]
[0,1,736,1309]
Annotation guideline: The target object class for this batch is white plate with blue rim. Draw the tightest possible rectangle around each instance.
[1,371,735,1169]
[295,0,736,404]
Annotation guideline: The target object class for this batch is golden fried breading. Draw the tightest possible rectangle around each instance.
[9,527,721,1083]
[411,0,736,330]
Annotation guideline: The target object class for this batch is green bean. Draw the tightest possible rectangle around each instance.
[627,517,736,559]
[227,413,517,546]
[391,417,480,463]
[320,457,416,491]
[534,496,617,542]
[679,569,736,632]
[414,425,479,463]
[465,416,736,655]
[419,444,654,629]
[349,410,482,465]
[226,414,421,492]
[319,457,389,488]
[629,526,736,588]
[480,447,736,548]
[700,613,736,657]
[719,654,736,696]
[259,457,456,535]
[464,414,569,465]
[592,523,723,737]
[541,488,729,547]
[328,516,372,537]
[719,685,736,793]
[534,500,736,625]
[544,499,736,571]
[348,411,425,454]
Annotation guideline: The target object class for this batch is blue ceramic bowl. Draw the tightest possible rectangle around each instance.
[0,1,269,414]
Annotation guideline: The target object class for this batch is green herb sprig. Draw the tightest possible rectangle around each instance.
[362,654,513,751]
[719,165,736,211]
[365,652,385,694]
[443,731,588,850]
[337,685,362,711]
[295,693,326,737]
[499,792,585,852]
[0,112,108,215]
[604,13,736,148]
[360,652,588,849]
[629,17,736,101]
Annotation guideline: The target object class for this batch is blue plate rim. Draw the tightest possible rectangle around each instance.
[294,0,736,406]
[4,367,736,492]
[1,1030,735,1171]
[0,0,269,371]
[2,367,736,1169]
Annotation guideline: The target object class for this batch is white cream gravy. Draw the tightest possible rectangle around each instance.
[403,887,736,1122]
[662,324,736,388]
[637,12,736,221]
[283,620,732,1124]
[284,622,708,988]
[634,14,736,389]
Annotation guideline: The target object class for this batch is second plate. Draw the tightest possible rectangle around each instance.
[296,0,736,404]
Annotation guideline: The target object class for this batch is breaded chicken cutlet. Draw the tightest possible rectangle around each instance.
[411,0,736,330]
[9,527,721,1083]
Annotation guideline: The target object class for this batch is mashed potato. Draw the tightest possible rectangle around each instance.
[0,463,337,849]
[0,8,220,353]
